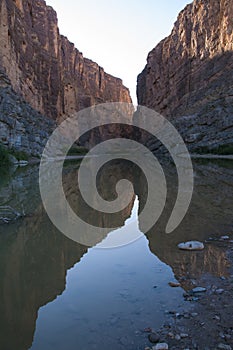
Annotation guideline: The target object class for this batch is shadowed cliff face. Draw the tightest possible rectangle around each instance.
[0,0,131,122]
[137,0,233,150]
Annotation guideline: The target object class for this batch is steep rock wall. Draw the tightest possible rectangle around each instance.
[137,0,233,151]
[0,0,131,122]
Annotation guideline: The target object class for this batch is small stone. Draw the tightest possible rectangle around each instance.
[168,310,176,315]
[167,332,174,338]
[178,241,204,251]
[191,313,198,317]
[192,297,199,301]
[145,347,151,350]
[149,333,160,344]
[220,236,230,240]
[175,334,181,340]
[216,289,224,294]
[191,287,207,293]
[169,281,181,287]
[152,343,169,350]
[213,315,221,321]
[144,327,152,333]
[180,333,189,338]
[19,160,28,166]
[218,344,232,350]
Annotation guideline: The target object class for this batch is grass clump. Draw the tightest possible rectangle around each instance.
[10,149,29,161]
[0,144,10,166]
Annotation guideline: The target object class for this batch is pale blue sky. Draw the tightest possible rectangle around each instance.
[45,0,191,103]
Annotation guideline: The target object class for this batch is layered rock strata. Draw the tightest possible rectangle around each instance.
[137,0,233,151]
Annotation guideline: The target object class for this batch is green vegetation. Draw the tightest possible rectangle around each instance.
[0,144,10,166]
[0,144,29,167]
[9,149,29,161]
[67,145,88,156]
[194,144,233,155]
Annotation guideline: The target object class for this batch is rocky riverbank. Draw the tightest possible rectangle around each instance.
[142,236,233,350]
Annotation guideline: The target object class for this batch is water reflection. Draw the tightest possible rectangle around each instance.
[0,159,232,349]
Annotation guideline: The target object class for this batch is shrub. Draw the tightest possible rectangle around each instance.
[0,144,10,166]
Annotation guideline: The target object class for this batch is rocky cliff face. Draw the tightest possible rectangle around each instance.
[0,0,131,122]
[137,0,233,151]
[0,70,55,155]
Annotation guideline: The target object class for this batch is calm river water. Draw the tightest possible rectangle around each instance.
[0,158,232,350]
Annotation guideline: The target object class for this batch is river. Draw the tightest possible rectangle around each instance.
[0,158,232,350]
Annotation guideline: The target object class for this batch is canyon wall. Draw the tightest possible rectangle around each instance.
[0,70,55,155]
[137,0,233,151]
[0,0,131,121]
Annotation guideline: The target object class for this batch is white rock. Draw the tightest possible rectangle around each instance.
[178,241,204,251]
[192,286,207,293]
[216,289,224,294]
[19,160,28,166]
[221,235,230,240]
[153,343,169,350]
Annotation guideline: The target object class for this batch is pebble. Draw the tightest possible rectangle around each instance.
[148,333,160,343]
[144,327,153,333]
[213,315,221,321]
[218,344,232,350]
[169,281,181,287]
[178,241,204,251]
[192,286,207,293]
[216,289,224,294]
[220,236,230,240]
[191,312,198,317]
[152,343,169,350]
[167,332,174,338]
[180,333,189,338]
[175,334,181,340]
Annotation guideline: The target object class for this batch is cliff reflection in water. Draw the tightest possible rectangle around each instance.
[0,159,232,349]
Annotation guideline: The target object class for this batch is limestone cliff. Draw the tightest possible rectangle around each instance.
[0,0,131,122]
[137,0,233,151]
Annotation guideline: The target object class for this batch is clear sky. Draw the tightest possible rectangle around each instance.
[45,0,191,104]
